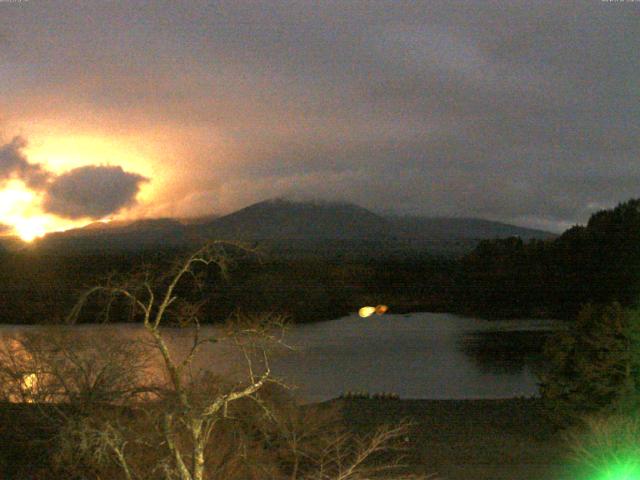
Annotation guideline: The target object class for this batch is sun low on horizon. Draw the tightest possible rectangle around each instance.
[0,179,99,242]
[0,134,157,242]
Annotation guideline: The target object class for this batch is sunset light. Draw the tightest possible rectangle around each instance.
[13,218,47,242]
[0,181,80,240]
[24,133,157,204]
[25,134,153,177]
[0,133,154,240]
[0,183,35,215]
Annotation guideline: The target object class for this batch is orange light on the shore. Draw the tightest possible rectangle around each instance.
[375,305,388,315]
[359,306,376,318]
[359,305,389,318]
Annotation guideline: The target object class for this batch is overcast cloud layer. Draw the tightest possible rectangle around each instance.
[1,1,638,231]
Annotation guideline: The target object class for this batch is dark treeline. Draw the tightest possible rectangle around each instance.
[0,246,457,324]
[1,199,638,324]
[456,199,640,319]
[211,255,457,322]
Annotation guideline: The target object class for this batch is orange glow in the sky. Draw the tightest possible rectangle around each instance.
[0,134,155,241]
[26,134,152,175]
[0,181,84,241]
[25,133,157,204]
[14,218,47,242]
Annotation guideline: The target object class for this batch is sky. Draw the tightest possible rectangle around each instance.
[0,0,638,240]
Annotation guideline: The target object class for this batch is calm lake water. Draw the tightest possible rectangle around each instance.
[270,312,558,402]
[0,312,561,403]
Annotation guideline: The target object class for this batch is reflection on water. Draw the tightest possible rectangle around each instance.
[458,330,553,375]
[0,313,563,403]
[270,313,561,402]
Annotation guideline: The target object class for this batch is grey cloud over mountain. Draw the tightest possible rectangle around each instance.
[42,165,148,219]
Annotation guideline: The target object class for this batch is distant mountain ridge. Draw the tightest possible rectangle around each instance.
[36,218,189,252]
[28,199,555,253]
[199,198,392,240]
[389,216,554,241]
[198,198,554,241]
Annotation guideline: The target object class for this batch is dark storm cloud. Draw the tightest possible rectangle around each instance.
[0,137,50,188]
[2,1,639,230]
[43,166,148,219]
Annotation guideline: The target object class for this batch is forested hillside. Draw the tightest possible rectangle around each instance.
[457,199,640,318]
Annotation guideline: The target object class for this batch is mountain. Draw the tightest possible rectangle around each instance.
[200,199,554,242]
[0,235,29,253]
[178,214,220,225]
[198,198,392,240]
[30,199,555,254]
[389,216,556,241]
[34,218,191,253]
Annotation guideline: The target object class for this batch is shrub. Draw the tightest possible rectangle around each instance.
[539,302,640,426]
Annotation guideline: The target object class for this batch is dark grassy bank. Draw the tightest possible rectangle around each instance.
[0,403,66,479]
[0,398,574,480]
[338,397,573,480]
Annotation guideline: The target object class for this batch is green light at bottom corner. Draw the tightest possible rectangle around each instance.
[592,460,640,480]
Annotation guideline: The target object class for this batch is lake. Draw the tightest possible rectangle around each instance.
[0,312,560,403]
[271,312,558,402]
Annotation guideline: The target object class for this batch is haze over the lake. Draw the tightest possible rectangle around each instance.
[1,0,638,238]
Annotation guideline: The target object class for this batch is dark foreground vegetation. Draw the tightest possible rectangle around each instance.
[0,398,573,480]
[535,299,640,478]
[341,398,573,480]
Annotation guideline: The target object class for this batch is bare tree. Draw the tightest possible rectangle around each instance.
[4,242,436,480]
[247,393,428,480]
[61,243,283,480]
